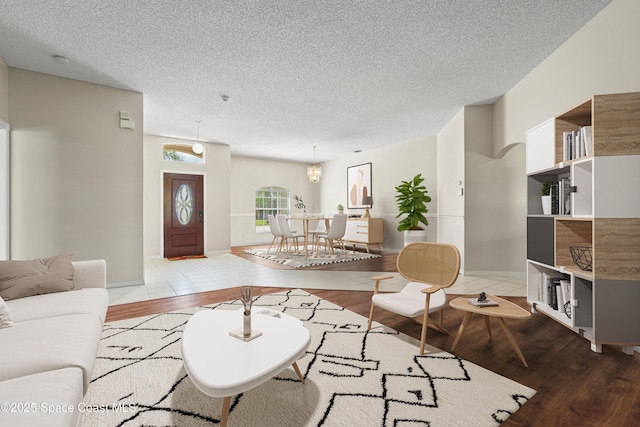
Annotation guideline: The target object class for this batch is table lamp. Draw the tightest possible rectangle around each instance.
[362,196,373,218]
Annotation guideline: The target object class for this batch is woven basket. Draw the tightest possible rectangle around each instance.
[569,246,592,271]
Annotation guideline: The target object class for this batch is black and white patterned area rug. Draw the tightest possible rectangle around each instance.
[244,247,381,268]
[80,289,535,426]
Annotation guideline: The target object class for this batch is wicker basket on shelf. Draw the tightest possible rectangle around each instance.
[569,246,592,271]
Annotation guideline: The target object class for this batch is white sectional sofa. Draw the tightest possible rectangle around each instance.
[0,259,108,427]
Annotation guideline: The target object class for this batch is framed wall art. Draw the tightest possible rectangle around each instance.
[347,162,372,209]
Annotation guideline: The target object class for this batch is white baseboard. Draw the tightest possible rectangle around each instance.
[107,280,145,289]
[463,270,526,278]
[206,250,231,256]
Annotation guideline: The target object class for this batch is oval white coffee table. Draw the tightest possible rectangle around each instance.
[182,309,310,427]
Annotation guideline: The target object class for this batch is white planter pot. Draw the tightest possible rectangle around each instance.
[541,195,551,215]
[404,229,428,246]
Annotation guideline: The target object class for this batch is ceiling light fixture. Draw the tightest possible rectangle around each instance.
[192,121,204,155]
[307,145,322,184]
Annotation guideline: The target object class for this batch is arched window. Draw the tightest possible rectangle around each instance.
[255,187,290,233]
[162,143,204,163]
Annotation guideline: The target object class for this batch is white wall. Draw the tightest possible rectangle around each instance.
[436,108,465,269]
[0,58,8,260]
[0,125,8,260]
[464,105,526,274]
[9,69,144,285]
[494,0,640,153]
[229,156,319,246]
[143,135,231,257]
[319,136,438,250]
[0,57,8,123]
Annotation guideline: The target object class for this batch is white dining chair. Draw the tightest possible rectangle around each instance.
[276,214,303,255]
[266,214,283,254]
[317,214,347,255]
[308,218,327,252]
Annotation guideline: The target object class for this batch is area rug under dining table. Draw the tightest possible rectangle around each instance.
[80,289,535,426]
[244,247,381,268]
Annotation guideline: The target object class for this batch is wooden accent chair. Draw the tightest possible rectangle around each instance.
[367,242,461,354]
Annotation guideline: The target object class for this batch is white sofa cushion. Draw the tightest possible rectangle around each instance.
[72,259,107,289]
[0,296,12,329]
[0,313,103,394]
[0,367,83,427]
[7,288,108,323]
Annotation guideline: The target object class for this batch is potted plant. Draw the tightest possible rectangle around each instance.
[395,173,431,245]
[541,181,554,215]
[293,195,306,215]
[336,203,344,214]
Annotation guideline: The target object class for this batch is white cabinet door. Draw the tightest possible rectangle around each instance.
[526,118,555,174]
[344,220,365,242]
[593,155,640,218]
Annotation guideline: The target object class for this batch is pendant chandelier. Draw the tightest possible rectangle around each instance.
[192,121,204,155]
[307,145,322,183]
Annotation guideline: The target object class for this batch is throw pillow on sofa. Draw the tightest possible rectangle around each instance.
[0,252,74,300]
[0,296,12,328]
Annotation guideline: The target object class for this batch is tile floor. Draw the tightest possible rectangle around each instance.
[107,253,526,306]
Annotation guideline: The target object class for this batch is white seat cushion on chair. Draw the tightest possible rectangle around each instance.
[372,282,446,318]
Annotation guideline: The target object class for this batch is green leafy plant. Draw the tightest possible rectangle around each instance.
[541,181,554,196]
[395,174,431,232]
[337,203,344,211]
[293,195,306,214]
[163,150,184,161]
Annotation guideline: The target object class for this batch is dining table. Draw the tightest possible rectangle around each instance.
[286,215,332,257]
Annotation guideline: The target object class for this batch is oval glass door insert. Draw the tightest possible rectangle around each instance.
[175,183,194,225]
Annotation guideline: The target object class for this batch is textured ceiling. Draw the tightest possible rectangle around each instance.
[0,1,611,163]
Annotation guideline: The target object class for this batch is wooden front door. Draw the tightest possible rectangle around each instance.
[163,173,204,258]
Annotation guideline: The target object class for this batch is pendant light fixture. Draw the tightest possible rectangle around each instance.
[307,145,322,183]
[192,121,204,155]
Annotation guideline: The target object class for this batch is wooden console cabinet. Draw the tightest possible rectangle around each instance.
[343,218,383,253]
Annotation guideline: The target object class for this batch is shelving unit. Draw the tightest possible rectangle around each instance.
[525,92,640,354]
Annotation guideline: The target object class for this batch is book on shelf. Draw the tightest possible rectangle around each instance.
[543,175,570,216]
[582,126,593,156]
[555,281,563,312]
[562,126,592,161]
[551,182,559,215]
[548,280,558,310]
[563,130,574,161]
[539,272,568,312]
[559,279,571,317]
[559,176,571,215]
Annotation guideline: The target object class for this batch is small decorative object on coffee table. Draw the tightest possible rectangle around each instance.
[229,286,262,341]
[468,292,499,307]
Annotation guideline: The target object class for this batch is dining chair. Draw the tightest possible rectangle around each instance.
[317,214,347,255]
[367,242,461,355]
[276,214,304,255]
[308,218,327,252]
[266,214,283,254]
